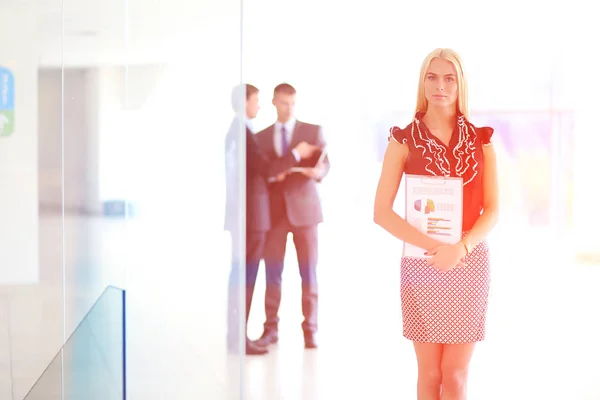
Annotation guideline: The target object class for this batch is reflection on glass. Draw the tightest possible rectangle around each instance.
[23,286,126,400]
[225,84,247,358]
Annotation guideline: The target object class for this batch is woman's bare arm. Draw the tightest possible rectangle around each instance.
[463,144,500,246]
[374,140,442,252]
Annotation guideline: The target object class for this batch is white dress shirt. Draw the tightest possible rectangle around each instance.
[273,118,296,156]
[274,118,300,161]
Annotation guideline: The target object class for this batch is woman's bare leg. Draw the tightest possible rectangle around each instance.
[440,343,476,400]
[413,342,444,400]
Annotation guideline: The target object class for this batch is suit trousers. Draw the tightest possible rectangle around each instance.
[263,216,319,334]
[226,229,265,347]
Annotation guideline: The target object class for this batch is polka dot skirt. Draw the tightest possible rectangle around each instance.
[400,241,491,344]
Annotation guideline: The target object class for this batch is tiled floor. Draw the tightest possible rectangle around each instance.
[1,208,599,399]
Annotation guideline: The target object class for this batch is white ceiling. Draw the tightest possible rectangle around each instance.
[7,0,599,69]
[7,0,241,67]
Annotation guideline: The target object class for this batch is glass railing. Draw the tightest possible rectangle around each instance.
[23,286,126,400]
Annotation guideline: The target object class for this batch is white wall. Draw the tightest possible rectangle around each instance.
[37,69,62,209]
[71,64,163,206]
[38,68,103,214]
[0,4,39,284]
[38,65,166,215]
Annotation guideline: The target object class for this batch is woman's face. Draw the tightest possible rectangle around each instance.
[424,57,459,110]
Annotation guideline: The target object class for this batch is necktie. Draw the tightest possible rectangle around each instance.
[281,126,289,155]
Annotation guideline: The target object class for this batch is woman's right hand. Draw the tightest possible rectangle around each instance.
[425,243,467,272]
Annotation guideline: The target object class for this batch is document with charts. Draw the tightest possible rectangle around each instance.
[403,174,463,259]
[289,146,328,173]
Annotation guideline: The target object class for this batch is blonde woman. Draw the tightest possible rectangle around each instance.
[374,48,499,400]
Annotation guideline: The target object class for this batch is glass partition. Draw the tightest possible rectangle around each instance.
[1,1,65,399]
[120,1,246,397]
[4,0,247,398]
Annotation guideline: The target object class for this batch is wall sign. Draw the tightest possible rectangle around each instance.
[0,66,15,137]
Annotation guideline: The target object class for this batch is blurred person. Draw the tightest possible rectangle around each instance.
[224,83,319,355]
[374,48,499,399]
[254,83,330,349]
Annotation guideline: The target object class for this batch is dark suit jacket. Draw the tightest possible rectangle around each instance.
[255,120,330,227]
[224,118,299,232]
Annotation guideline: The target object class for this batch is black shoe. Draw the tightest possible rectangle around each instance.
[227,338,269,355]
[255,330,279,347]
[246,339,268,355]
[304,332,317,349]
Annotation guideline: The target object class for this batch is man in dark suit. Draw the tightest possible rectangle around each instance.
[254,83,330,349]
[224,83,319,355]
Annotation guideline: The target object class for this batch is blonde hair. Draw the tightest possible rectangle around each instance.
[415,48,469,119]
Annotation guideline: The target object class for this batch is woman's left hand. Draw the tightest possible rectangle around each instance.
[425,243,467,272]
